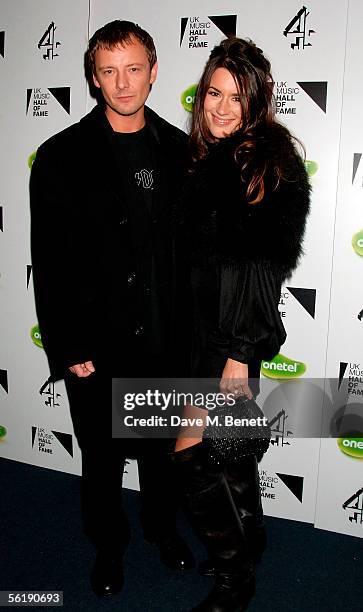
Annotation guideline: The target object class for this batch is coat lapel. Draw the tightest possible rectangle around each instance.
[79,105,128,207]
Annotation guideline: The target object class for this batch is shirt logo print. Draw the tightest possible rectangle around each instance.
[135,169,154,189]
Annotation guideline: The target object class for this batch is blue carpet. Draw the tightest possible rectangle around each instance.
[0,458,361,611]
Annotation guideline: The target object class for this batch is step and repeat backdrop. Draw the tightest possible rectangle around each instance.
[0,0,362,538]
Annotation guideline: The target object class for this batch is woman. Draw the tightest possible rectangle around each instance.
[173,38,310,611]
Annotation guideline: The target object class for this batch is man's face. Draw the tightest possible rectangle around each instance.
[92,38,157,127]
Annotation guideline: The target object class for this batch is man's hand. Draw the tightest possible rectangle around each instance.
[220,358,253,399]
[69,361,95,378]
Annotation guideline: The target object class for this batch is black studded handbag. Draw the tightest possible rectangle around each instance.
[202,396,271,466]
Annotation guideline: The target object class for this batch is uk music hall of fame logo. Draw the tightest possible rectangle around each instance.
[259,469,304,503]
[343,487,363,526]
[31,426,73,457]
[283,6,315,50]
[38,22,61,60]
[274,80,327,115]
[26,87,71,117]
[39,378,62,408]
[338,362,363,396]
[180,15,236,50]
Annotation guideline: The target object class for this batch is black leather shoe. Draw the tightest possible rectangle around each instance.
[146,532,195,571]
[191,572,255,611]
[90,552,124,597]
[198,549,263,577]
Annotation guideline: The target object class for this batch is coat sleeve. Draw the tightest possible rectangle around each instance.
[218,260,286,364]
[30,143,95,379]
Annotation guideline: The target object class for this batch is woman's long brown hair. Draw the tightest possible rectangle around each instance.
[189,37,301,204]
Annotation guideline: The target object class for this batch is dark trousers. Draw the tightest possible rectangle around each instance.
[64,370,178,555]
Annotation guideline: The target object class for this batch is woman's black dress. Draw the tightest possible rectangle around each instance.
[182,125,310,390]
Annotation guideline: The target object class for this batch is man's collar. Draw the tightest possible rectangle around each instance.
[82,103,162,144]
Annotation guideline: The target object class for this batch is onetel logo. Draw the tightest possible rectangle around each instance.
[181,84,197,112]
[31,324,43,349]
[28,151,37,169]
[261,353,306,379]
[304,160,318,177]
[352,230,363,257]
[0,425,7,440]
[338,437,363,460]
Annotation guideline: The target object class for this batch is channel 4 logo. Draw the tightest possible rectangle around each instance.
[283,6,315,50]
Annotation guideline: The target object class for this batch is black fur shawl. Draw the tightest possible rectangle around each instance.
[185,123,311,281]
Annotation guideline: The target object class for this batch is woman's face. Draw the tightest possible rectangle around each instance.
[203,67,242,139]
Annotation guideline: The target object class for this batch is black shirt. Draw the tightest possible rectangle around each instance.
[113,124,156,216]
[112,124,172,363]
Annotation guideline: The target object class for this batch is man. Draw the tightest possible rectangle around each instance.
[30,20,193,598]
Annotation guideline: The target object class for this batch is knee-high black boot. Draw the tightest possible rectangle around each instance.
[225,456,266,563]
[199,455,266,577]
[173,444,255,612]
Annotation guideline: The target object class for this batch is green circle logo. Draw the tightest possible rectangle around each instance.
[0,425,7,440]
[261,353,306,379]
[28,151,37,169]
[181,84,197,112]
[304,160,318,177]
[31,324,43,349]
[352,230,363,257]
[338,437,363,460]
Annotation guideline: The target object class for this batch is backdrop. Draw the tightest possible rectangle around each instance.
[0,0,362,539]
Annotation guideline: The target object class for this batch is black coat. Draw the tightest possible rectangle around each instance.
[30,105,188,379]
[183,124,311,381]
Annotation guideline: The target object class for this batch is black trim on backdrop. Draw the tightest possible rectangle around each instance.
[287,287,316,319]
[27,265,32,289]
[49,87,71,114]
[276,473,304,502]
[208,15,237,38]
[31,426,37,447]
[0,369,8,393]
[52,431,73,457]
[297,81,327,112]
[352,153,362,183]
[338,362,348,390]
[0,31,4,58]
[26,89,32,114]
[180,17,188,46]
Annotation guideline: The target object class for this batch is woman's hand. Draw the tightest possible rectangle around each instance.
[220,358,253,399]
